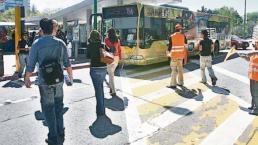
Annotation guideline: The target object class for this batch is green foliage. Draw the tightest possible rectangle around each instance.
[0,8,16,22]
[198,6,258,38]
[247,12,258,23]
[0,5,45,22]
[212,6,243,27]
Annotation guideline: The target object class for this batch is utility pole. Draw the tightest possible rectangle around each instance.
[15,6,25,72]
[94,0,97,30]
[244,0,247,35]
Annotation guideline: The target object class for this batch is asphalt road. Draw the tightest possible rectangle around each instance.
[0,45,257,145]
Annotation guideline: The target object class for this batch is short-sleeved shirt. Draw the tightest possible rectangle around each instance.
[104,38,122,59]
[199,38,213,56]
[26,35,71,85]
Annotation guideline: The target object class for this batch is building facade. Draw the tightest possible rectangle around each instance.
[0,0,30,12]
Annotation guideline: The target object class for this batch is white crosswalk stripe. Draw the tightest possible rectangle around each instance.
[200,110,255,145]
[121,62,257,145]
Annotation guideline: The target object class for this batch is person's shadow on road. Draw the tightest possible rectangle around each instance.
[163,106,193,116]
[175,86,202,101]
[105,95,125,111]
[89,115,122,138]
[2,80,24,88]
[34,107,69,127]
[204,84,230,95]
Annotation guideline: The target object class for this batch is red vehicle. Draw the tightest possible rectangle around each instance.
[231,35,249,50]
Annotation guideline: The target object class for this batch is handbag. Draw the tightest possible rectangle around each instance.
[105,41,117,53]
[100,48,114,64]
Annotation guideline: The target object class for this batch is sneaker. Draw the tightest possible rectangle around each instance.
[211,78,217,86]
[248,106,254,110]
[45,138,59,145]
[249,110,258,116]
[167,86,177,89]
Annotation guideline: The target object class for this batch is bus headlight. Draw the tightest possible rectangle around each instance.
[130,55,144,60]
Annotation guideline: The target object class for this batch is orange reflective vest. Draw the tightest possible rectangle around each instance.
[170,32,187,61]
[249,54,258,82]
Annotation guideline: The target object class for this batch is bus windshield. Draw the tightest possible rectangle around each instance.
[104,17,144,47]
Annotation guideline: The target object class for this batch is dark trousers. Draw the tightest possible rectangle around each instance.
[250,79,258,111]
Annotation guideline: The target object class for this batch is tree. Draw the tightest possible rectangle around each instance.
[0,8,16,22]
[212,6,243,27]
[247,12,258,23]
[197,6,213,14]
[31,4,37,13]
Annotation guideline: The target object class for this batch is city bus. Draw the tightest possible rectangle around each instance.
[101,3,231,65]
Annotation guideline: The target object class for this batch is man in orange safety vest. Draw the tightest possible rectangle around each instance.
[167,24,188,89]
[241,46,258,115]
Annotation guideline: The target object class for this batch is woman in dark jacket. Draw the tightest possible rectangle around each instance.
[87,30,107,116]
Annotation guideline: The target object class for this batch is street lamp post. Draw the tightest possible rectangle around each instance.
[244,0,247,34]
[94,0,97,30]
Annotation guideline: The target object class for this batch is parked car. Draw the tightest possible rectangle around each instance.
[231,35,249,50]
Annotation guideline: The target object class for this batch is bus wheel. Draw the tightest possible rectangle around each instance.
[213,41,220,57]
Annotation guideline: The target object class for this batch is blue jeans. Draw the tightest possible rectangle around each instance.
[90,67,107,115]
[39,83,64,144]
[18,53,28,78]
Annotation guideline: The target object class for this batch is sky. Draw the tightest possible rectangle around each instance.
[30,0,84,12]
[174,0,258,16]
[31,0,258,16]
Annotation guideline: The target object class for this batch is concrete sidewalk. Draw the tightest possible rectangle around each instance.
[0,68,129,145]
[0,54,91,82]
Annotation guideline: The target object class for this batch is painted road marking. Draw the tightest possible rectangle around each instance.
[137,81,210,122]
[190,59,250,85]
[200,110,255,145]
[0,96,38,107]
[125,59,252,144]
[212,65,249,85]
[173,95,239,145]
[130,90,218,144]
[135,77,199,106]
[147,95,240,145]
[133,69,171,80]
[120,70,144,144]
[130,72,193,89]
[127,66,169,78]
[235,117,258,145]
[131,74,198,98]
[0,85,97,107]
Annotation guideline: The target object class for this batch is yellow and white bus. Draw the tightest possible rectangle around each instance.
[100,3,231,65]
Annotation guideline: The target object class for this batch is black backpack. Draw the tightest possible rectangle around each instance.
[41,45,64,85]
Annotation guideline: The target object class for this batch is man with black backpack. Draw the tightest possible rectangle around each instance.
[25,18,73,145]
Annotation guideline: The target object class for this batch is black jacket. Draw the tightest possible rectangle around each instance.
[87,41,106,67]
